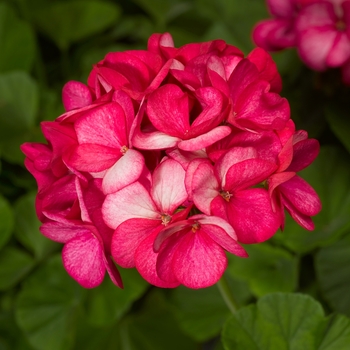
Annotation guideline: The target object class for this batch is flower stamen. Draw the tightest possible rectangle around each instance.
[120,145,128,154]
[192,221,200,232]
[220,190,233,202]
[161,214,172,226]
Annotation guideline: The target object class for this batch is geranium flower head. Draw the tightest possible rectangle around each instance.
[21,32,320,289]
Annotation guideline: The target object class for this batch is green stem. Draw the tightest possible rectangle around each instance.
[217,274,238,314]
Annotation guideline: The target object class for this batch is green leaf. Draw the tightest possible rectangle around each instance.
[316,232,350,317]
[16,255,86,350]
[0,308,34,350]
[0,3,36,73]
[85,267,148,327]
[222,293,350,350]
[0,194,14,250]
[120,289,196,350]
[75,289,196,350]
[0,246,35,290]
[169,274,251,342]
[13,192,59,260]
[196,0,268,53]
[326,105,350,154]
[226,243,298,297]
[0,72,38,140]
[33,1,120,50]
[273,146,350,253]
[132,0,192,26]
[170,285,230,342]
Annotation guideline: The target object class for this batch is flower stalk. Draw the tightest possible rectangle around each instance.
[217,274,238,314]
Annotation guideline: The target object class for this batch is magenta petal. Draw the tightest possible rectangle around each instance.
[227,188,282,243]
[201,223,247,257]
[225,158,277,192]
[112,218,160,268]
[282,196,316,230]
[40,222,86,243]
[151,159,187,213]
[156,232,182,284]
[288,138,320,172]
[215,147,257,188]
[185,158,212,201]
[62,232,105,288]
[279,175,321,216]
[104,255,123,288]
[102,149,145,194]
[66,144,120,172]
[75,102,128,148]
[147,84,190,137]
[172,230,227,289]
[62,81,92,112]
[178,126,232,151]
[135,229,180,288]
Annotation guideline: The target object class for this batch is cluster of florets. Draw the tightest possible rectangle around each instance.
[21,33,321,289]
[253,0,350,83]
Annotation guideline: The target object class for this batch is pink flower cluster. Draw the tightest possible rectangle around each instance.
[253,0,350,83]
[21,33,321,289]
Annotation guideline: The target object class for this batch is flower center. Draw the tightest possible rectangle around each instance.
[192,221,200,232]
[120,145,128,155]
[220,190,233,202]
[336,19,346,31]
[161,214,172,226]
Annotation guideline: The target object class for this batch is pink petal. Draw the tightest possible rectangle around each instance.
[147,84,190,137]
[268,172,296,197]
[201,223,248,257]
[178,126,232,151]
[282,196,316,230]
[135,229,180,288]
[156,231,183,284]
[172,230,228,289]
[111,218,160,268]
[104,255,123,288]
[191,162,219,214]
[167,148,208,171]
[215,147,257,188]
[102,149,145,194]
[225,158,277,192]
[75,102,128,148]
[62,231,105,288]
[224,188,282,243]
[288,138,320,172]
[132,128,181,150]
[102,182,158,229]
[297,27,337,70]
[296,2,335,32]
[279,175,321,216]
[267,0,296,17]
[253,19,296,51]
[66,144,120,172]
[233,80,290,130]
[185,158,212,200]
[62,81,92,112]
[151,159,187,213]
[40,221,87,243]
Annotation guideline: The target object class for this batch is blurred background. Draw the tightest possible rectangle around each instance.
[1,0,350,349]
